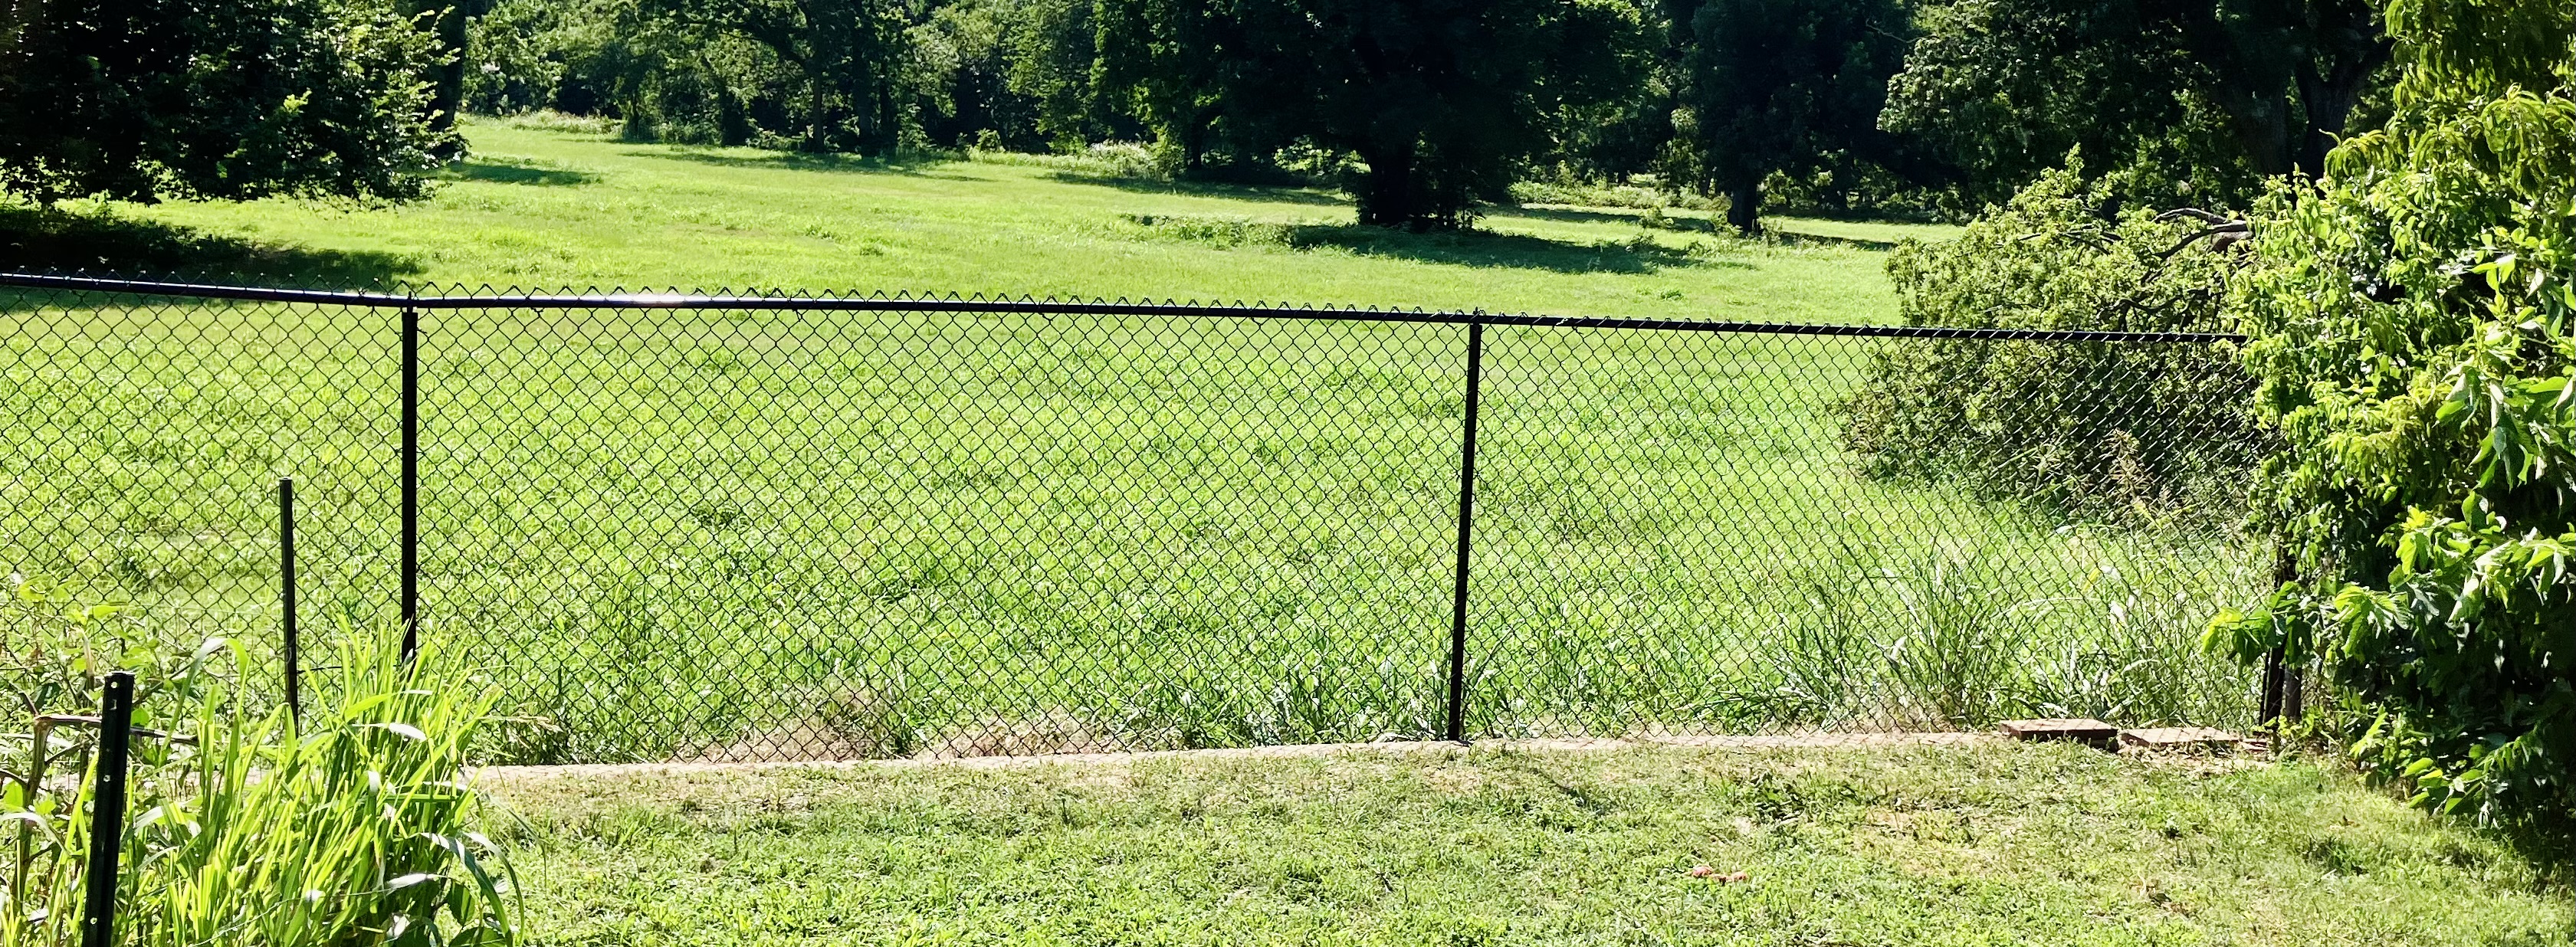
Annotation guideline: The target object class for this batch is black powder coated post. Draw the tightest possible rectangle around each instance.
[2260,542,2295,736]
[401,305,420,660]
[1446,319,1486,744]
[281,477,300,723]
[78,672,135,947]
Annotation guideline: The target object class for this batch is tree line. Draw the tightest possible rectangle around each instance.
[5,0,2393,231]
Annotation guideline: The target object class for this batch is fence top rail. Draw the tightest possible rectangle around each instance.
[0,272,2249,342]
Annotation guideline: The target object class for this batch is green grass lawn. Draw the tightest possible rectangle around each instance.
[38,116,1908,322]
[2,120,2262,762]
[484,742,2574,946]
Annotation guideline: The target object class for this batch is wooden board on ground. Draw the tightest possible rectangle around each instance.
[1998,719,2118,745]
[2118,727,2242,752]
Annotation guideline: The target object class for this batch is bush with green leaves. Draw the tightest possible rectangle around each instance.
[1839,164,2267,526]
[0,0,452,205]
[2206,0,2576,824]
[3,588,516,946]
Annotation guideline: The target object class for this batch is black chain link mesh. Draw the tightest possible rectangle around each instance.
[0,285,399,696]
[1468,326,2266,738]
[2,277,2275,763]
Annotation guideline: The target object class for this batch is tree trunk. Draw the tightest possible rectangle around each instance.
[805,82,829,151]
[1725,180,1762,235]
[2212,87,2295,179]
[1357,142,1418,228]
[2292,0,2394,179]
[402,0,469,159]
[2293,73,2355,179]
[875,71,900,153]
[717,82,750,148]
[1183,102,1221,174]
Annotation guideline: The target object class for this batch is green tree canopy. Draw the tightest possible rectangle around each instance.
[1843,165,2262,525]
[0,0,453,205]
[1882,0,2391,209]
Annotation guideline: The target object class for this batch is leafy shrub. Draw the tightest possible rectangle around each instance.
[967,142,1167,180]
[2206,0,2576,824]
[1,578,199,723]
[3,591,516,946]
[1508,179,1722,213]
[1839,165,2268,526]
[0,0,451,204]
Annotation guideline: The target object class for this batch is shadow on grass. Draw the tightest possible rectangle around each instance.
[0,205,421,289]
[1046,172,1351,208]
[638,148,951,177]
[1494,205,1903,251]
[443,159,598,187]
[1492,205,1718,231]
[1767,230,1902,252]
[2489,819,2576,892]
[1282,223,1731,274]
[1118,214,1741,274]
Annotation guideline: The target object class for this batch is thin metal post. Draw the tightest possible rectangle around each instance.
[78,672,134,947]
[400,305,419,660]
[2261,541,2295,741]
[1445,319,1485,744]
[2259,647,2286,724]
[280,477,300,723]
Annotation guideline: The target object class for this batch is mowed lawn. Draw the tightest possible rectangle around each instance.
[483,741,2574,946]
[73,115,1931,321]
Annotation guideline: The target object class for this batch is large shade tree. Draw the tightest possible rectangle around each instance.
[639,0,914,152]
[1104,0,1647,229]
[0,0,452,204]
[1662,0,1928,234]
[1094,0,1231,172]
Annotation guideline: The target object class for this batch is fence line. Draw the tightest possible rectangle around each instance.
[0,273,2244,340]
[1,272,2274,762]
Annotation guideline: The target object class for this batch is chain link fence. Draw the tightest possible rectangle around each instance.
[1,274,2277,762]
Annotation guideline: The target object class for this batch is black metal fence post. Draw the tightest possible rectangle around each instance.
[400,305,420,660]
[1445,318,1486,744]
[2261,540,2296,739]
[78,671,134,947]
[2260,647,2286,726]
[280,477,300,723]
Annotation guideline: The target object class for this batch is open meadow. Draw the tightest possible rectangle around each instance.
[2,118,2260,762]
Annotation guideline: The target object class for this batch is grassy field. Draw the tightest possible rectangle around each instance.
[0,118,2261,762]
[38,116,1940,319]
[484,742,2575,945]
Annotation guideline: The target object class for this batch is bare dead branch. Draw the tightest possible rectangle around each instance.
[2153,223,2252,261]
[2154,208,2236,224]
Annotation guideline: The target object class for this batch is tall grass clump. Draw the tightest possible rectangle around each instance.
[1751,536,2260,731]
[3,582,516,947]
